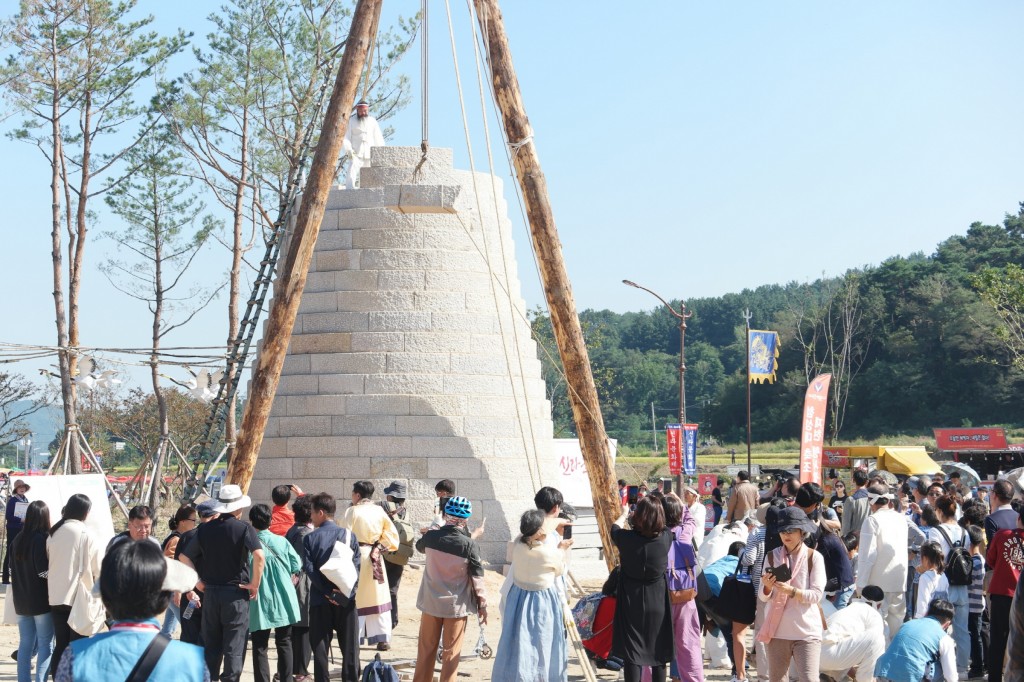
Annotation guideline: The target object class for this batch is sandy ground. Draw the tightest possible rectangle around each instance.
[0,563,739,681]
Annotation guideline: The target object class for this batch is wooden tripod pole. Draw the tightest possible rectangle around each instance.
[226,0,384,492]
[472,0,620,570]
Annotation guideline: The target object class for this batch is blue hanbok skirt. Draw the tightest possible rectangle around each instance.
[491,584,567,682]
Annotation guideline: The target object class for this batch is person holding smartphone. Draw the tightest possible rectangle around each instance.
[757,507,826,682]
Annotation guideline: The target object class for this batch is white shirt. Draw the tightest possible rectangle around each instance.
[915,569,950,618]
[857,507,909,592]
[822,600,885,645]
[344,114,385,160]
[689,502,707,547]
[938,634,958,682]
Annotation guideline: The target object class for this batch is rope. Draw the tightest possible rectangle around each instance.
[421,0,429,152]
[463,0,548,492]
[468,0,607,434]
[442,0,542,492]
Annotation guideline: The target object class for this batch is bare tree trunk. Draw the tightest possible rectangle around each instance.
[148,221,167,511]
[224,110,250,463]
[48,28,80,474]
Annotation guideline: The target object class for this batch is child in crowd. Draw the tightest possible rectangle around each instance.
[966,525,988,679]
[843,532,859,585]
[269,483,303,536]
[915,541,949,619]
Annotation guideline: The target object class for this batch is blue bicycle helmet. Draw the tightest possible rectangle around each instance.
[445,496,472,518]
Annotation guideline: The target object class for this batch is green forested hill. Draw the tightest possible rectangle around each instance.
[532,204,1024,447]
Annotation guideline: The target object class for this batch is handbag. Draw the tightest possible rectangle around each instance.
[668,537,697,604]
[68,532,105,636]
[571,592,605,639]
[320,529,359,598]
[716,562,756,625]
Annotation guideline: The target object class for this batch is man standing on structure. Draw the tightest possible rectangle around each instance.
[343,100,385,189]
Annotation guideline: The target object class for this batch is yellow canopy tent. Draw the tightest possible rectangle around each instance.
[877,446,941,476]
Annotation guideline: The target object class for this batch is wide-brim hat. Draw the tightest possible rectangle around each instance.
[774,506,817,535]
[93,556,198,597]
[383,481,407,498]
[12,479,30,492]
[215,484,252,514]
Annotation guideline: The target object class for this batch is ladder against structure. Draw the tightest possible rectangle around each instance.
[249,146,559,563]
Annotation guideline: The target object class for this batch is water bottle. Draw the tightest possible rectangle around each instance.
[182,598,198,620]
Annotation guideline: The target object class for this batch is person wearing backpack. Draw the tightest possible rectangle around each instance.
[381,482,415,631]
[985,507,1024,682]
[925,494,971,677]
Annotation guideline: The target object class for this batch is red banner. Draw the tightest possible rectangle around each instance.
[799,374,831,484]
[933,427,1008,451]
[822,447,851,468]
[698,474,717,497]
[666,424,682,476]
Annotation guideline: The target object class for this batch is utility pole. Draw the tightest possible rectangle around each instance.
[226,0,383,491]
[743,308,753,473]
[623,280,691,494]
[651,402,658,455]
[474,0,620,570]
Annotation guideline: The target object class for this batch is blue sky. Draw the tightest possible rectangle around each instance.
[2,1,1024,391]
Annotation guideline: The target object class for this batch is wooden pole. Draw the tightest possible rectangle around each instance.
[226,0,384,492]
[473,0,620,570]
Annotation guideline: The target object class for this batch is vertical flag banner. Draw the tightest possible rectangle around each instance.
[665,424,682,476]
[748,330,780,384]
[799,374,832,484]
[683,423,699,476]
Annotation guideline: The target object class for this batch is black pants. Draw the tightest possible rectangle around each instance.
[623,663,666,682]
[51,604,85,676]
[179,596,204,647]
[968,609,988,674]
[310,601,359,682]
[202,585,251,682]
[292,625,311,676]
[989,594,1013,682]
[384,561,404,628]
[252,625,292,682]
[2,529,18,583]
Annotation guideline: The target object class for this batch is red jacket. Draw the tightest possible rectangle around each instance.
[986,527,1024,597]
[269,504,294,537]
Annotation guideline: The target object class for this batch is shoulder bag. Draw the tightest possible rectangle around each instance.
[668,536,698,604]
[68,531,106,636]
[717,560,756,625]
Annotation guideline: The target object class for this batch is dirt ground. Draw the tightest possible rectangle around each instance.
[0,562,737,681]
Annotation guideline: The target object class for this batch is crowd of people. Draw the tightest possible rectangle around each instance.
[588,469,1024,682]
[4,467,1024,682]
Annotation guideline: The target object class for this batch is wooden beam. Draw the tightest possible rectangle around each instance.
[472,0,620,569]
[226,0,384,492]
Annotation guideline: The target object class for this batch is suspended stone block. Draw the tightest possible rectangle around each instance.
[250,146,558,563]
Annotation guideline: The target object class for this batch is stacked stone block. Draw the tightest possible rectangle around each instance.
[250,147,558,562]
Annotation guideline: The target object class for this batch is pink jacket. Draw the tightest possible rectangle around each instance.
[757,544,826,641]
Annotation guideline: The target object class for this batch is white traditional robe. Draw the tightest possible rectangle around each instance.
[339,500,399,644]
[343,114,385,189]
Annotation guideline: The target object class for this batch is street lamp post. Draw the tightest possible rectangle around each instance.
[623,280,692,492]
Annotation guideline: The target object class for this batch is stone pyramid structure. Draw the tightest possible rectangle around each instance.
[249,146,559,562]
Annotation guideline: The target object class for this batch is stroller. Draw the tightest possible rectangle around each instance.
[437,613,492,662]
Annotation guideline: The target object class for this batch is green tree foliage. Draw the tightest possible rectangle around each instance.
[533,204,1024,448]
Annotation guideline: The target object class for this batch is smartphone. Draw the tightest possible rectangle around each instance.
[766,564,792,582]
[438,496,451,515]
[562,524,573,540]
[661,479,673,494]
[627,485,639,505]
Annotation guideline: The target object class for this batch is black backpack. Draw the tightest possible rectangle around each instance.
[934,526,973,587]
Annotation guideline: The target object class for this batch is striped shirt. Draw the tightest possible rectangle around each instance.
[969,553,985,614]
[741,526,767,594]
